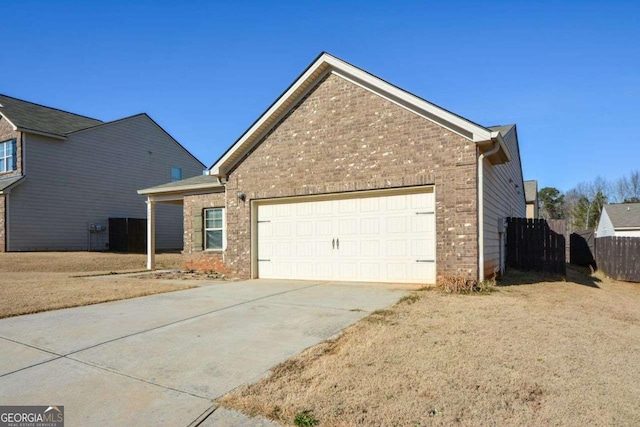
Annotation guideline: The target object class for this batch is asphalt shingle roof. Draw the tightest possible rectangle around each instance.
[0,94,102,136]
[604,203,640,228]
[487,124,515,137]
[0,175,24,192]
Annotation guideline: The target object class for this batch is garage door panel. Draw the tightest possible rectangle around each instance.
[337,262,359,279]
[338,218,358,235]
[315,219,332,236]
[360,197,380,212]
[313,240,332,257]
[257,189,436,283]
[411,239,434,258]
[336,239,358,257]
[360,240,380,257]
[359,217,380,234]
[412,262,435,281]
[387,263,409,280]
[296,221,314,237]
[386,240,408,257]
[359,263,381,281]
[386,195,407,210]
[337,199,358,214]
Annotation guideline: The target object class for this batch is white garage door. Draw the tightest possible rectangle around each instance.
[256,190,436,284]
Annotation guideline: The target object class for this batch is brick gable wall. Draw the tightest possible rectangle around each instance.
[187,73,478,279]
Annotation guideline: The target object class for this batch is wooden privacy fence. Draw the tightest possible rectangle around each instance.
[595,237,640,283]
[108,218,147,253]
[570,229,596,268]
[506,217,566,275]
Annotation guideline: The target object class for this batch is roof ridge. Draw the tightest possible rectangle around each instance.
[0,93,102,123]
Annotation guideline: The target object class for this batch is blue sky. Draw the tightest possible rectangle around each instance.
[3,1,638,192]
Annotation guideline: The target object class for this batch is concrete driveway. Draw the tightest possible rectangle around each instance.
[0,279,414,426]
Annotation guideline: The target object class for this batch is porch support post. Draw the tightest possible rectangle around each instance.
[146,197,156,270]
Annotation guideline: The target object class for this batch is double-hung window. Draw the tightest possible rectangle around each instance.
[204,208,225,250]
[0,139,16,173]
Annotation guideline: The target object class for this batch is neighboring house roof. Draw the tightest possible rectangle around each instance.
[603,203,640,228]
[0,175,25,193]
[0,94,102,137]
[523,180,538,203]
[138,174,223,195]
[0,94,204,167]
[209,52,511,178]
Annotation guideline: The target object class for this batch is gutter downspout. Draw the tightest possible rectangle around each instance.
[477,139,501,282]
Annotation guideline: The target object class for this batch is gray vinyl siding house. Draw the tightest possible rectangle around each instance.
[0,94,204,251]
[482,125,527,277]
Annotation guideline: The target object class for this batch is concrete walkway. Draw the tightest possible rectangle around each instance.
[0,279,414,426]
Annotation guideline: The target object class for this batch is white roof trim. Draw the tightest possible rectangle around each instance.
[210,53,495,177]
[0,112,18,131]
[137,182,224,196]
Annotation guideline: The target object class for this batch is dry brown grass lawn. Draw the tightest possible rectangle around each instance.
[220,267,640,426]
[0,252,191,318]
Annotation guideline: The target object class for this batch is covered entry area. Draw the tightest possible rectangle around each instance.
[253,187,436,284]
[138,175,224,269]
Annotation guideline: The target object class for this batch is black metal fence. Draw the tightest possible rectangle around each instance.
[506,217,566,275]
[108,218,147,253]
[595,236,640,283]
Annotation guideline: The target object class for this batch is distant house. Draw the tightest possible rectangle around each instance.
[0,94,204,251]
[524,180,539,219]
[596,203,640,237]
[139,52,526,283]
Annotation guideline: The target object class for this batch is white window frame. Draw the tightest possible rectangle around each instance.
[0,139,17,173]
[204,208,225,251]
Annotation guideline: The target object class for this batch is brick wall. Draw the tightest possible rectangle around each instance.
[0,117,22,252]
[0,195,5,252]
[194,73,478,279]
[182,192,226,270]
[0,117,22,178]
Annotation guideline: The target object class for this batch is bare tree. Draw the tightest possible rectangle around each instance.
[629,171,640,202]
[611,171,640,203]
[614,175,630,203]
[569,177,609,229]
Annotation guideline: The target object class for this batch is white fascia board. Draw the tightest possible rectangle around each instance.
[324,55,492,142]
[146,188,225,203]
[137,182,224,196]
[0,112,18,131]
[490,131,512,161]
[210,57,332,177]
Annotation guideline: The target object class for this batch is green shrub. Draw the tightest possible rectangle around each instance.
[294,410,319,426]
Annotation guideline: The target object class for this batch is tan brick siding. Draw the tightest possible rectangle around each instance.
[194,73,479,280]
[0,117,21,251]
[0,117,22,178]
[183,192,226,252]
[0,194,5,252]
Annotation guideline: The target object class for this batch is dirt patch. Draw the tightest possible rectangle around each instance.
[143,270,227,281]
[0,252,192,318]
[219,268,640,426]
